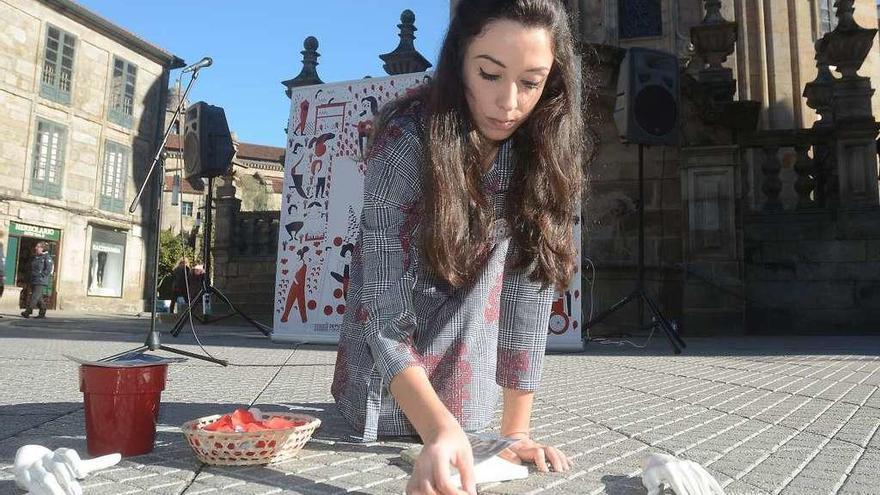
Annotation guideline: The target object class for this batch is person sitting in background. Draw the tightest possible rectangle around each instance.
[187,262,207,313]
[171,258,190,314]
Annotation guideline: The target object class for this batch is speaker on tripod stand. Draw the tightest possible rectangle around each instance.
[183,102,235,180]
[170,101,271,337]
[584,47,687,354]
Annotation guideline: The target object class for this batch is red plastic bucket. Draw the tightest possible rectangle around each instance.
[79,364,168,457]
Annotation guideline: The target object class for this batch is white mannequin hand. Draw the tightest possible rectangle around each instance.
[44,452,79,495]
[14,445,121,495]
[51,448,121,478]
[642,453,726,495]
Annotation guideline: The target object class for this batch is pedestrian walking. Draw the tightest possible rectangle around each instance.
[0,229,6,317]
[21,241,53,319]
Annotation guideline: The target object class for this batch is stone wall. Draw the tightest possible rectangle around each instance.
[744,210,880,333]
[210,180,278,323]
[0,0,175,312]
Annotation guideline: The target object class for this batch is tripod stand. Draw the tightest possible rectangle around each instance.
[99,65,227,366]
[583,144,687,354]
[169,176,272,338]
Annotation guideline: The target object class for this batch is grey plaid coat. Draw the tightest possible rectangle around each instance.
[331,107,555,442]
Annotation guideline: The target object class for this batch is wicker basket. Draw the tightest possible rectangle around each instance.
[181,412,321,465]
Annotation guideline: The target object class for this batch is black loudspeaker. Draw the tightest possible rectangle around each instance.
[183,101,235,179]
[613,48,680,145]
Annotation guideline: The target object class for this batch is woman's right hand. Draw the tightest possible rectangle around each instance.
[406,422,478,495]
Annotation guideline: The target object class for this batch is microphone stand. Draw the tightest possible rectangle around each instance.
[99,67,227,365]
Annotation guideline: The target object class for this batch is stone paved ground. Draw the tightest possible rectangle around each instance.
[0,312,878,494]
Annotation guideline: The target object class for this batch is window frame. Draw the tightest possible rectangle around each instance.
[99,140,129,213]
[40,24,77,105]
[108,56,138,128]
[30,118,67,199]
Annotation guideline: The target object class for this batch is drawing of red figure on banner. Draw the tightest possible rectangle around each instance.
[294,99,309,135]
[281,246,310,323]
[309,132,335,199]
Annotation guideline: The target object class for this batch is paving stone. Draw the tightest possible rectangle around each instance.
[1,317,879,494]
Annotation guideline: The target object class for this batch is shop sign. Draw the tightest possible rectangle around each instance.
[9,222,61,241]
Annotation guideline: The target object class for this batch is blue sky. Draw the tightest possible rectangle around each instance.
[77,1,450,147]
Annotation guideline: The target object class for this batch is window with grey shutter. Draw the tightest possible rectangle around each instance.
[619,0,663,39]
[100,140,128,212]
[30,119,67,199]
[108,57,137,128]
[40,25,76,105]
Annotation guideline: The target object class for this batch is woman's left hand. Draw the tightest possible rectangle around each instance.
[498,437,573,473]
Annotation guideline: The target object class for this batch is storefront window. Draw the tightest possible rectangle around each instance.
[87,227,126,297]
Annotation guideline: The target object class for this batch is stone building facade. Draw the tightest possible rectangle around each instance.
[569,0,880,124]
[561,0,880,335]
[215,1,880,335]
[0,0,183,312]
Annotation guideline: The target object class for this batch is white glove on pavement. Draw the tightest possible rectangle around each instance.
[642,452,726,495]
[14,445,121,495]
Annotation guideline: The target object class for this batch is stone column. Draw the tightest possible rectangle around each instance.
[212,176,240,288]
[823,0,879,208]
[804,39,838,207]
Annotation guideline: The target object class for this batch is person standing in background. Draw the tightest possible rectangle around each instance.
[21,241,53,319]
[0,228,6,317]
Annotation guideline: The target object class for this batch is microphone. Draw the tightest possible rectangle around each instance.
[181,56,213,73]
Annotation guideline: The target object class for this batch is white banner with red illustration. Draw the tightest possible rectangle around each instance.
[273,73,583,351]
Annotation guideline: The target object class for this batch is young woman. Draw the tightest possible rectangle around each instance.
[331,1,588,493]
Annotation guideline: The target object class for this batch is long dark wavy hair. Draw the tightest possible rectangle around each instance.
[371,0,590,292]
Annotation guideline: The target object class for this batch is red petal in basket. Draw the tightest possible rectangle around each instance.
[231,409,259,429]
[264,417,308,429]
[242,422,269,432]
[203,415,234,432]
[199,409,311,433]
